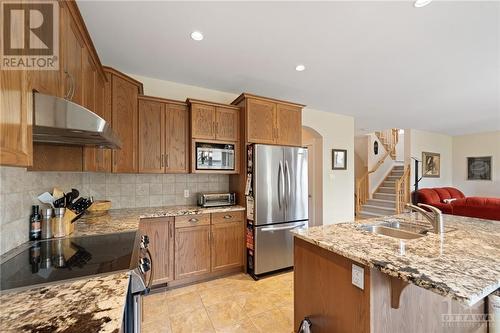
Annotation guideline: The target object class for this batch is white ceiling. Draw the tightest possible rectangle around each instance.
[78,1,500,136]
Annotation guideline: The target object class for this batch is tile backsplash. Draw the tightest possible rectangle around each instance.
[0,166,228,255]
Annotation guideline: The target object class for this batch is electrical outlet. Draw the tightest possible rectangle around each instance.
[352,264,364,290]
[183,189,190,198]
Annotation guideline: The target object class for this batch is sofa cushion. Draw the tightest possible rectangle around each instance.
[443,187,465,199]
[417,188,441,205]
[451,197,500,221]
[434,188,452,201]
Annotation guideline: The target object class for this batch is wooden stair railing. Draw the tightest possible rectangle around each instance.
[375,129,399,160]
[395,165,411,214]
[355,149,392,215]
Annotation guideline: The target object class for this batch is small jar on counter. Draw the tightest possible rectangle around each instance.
[52,208,66,238]
[41,208,53,239]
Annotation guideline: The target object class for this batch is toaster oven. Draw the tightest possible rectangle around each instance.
[197,192,236,208]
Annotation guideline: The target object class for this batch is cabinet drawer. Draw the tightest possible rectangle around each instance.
[211,211,244,224]
[175,214,210,228]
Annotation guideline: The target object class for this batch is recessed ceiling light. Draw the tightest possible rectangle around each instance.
[295,64,306,72]
[414,0,432,8]
[190,31,204,41]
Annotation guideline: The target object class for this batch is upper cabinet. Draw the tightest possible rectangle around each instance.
[105,67,143,173]
[188,100,240,142]
[138,95,189,174]
[231,93,304,146]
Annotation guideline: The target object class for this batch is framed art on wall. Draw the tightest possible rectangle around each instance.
[467,156,492,180]
[422,151,440,178]
[332,149,347,170]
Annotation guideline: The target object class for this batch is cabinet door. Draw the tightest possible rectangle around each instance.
[0,70,32,167]
[95,74,112,172]
[112,75,138,173]
[276,104,302,146]
[62,9,83,105]
[211,220,244,272]
[165,104,189,173]
[138,100,165,173]
[246,98,276,144]
[215,107,239,141]
[191,104,216,140]
[175,225,211,280]
[139,217,174,284]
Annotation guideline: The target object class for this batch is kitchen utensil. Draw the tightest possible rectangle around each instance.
[37,192,55,207]
[53,196,65,208]
[52,187,64,200]
[71,197,93,215]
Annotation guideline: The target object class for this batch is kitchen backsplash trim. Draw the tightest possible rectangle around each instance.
[0,166,229,255]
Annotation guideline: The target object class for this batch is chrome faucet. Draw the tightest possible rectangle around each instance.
[406,203,444,234]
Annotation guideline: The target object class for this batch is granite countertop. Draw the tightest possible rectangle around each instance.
[0,272,129,333]
[293,213,500,306]
[74,205,245,237]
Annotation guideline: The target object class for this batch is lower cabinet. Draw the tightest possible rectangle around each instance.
[139,217,174,284]
[141,211,245,286]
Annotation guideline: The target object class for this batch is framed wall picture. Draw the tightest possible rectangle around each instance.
[332,149,347,170]
[422,152,440,178]
[467,156,492,180]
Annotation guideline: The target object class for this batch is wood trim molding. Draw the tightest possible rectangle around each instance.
[138,94,187,106]
[62,0,106,82]
[231,92,306,108]
[103,66,144,93]
[186,98,240,110]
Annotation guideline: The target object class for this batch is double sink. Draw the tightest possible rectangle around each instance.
[358,219,455,240]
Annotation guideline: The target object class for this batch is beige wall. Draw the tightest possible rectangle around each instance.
[452,131,500,197]
[130,73,356,225]
[409,129,453,189]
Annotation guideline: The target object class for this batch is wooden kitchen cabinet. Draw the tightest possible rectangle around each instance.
[231,93,305,146]
[105,67,143,173]
[138,95,189,174]
[276,104,302,146]
[211,212,244,272]
[61,6,84,105]
[175,215,211,280]
[188,99,240,142]
[0,70,32,167]
[139,217,175,284]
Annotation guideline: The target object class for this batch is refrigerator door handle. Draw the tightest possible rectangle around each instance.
[261,223,306,232]
[284,160,291,209]
[278,161,284,210]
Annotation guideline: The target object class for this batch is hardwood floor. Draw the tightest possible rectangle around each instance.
[142,272,293,333]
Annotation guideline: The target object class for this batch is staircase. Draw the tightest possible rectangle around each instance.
[358,165,404,219]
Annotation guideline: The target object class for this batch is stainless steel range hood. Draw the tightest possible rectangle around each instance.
[33,93,122,149]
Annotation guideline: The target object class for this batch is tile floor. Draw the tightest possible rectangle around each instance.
[142,272,294,333]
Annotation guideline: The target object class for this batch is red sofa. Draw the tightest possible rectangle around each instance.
[416,187,500,221]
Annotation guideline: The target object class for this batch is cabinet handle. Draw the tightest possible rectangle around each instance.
[223,214,232,219]
[165,154,169,168]
[169,222,173,239]
[160,154,163,168]
[189,218,199,223]
[276,128,279,139]
[63,70,73,100]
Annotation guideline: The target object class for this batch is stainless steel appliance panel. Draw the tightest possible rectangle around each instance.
[254,145,285,225]
[254,221,307,275]
[284,147,308,222]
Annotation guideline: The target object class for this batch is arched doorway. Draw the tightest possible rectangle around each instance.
[302,126,323,227]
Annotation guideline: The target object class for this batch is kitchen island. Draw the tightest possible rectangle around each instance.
[292,213,499,333]
[0,205,245,333]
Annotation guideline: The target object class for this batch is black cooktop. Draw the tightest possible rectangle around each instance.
[0,232,138,292]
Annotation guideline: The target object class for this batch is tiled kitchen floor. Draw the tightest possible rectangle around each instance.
[142,272,294,333]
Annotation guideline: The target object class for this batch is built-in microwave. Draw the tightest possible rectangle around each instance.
[195,142,235,171]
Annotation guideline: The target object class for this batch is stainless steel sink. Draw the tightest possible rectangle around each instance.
[359,223,426,240]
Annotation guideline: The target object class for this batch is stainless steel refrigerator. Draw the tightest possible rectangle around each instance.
[253,144,308,275]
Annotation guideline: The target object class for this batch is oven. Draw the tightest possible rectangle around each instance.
[195,142,235,170]
[123,235,153,333]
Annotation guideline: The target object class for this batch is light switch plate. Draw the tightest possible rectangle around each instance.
[184,189,190,198]
[352,264,364,290]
